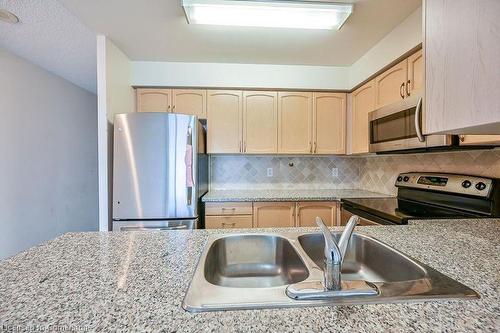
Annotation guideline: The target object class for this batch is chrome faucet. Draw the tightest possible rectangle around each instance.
[316,216,359,290]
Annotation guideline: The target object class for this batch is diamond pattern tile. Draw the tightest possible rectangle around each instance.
[210,149,500,195]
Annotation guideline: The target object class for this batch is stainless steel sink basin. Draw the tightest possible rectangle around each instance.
[298,233,426,283]
[204,235,309,288]
[183,232,478,312]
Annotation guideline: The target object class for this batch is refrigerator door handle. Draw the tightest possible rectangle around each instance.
[185,126,194,206]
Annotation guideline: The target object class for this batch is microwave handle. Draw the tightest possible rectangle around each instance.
[415,97,425,142]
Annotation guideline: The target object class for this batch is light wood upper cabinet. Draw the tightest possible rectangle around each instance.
[207,90,243,154]
[425,0,500,134]
[136,88,207,118]
[243,91,278,154]
[351,80,375,154]
[313,93,346,154]
[278,92,313,154]
[296,202,337,227]
[136,88,171,112]
[172,89,207,119]
[374,59,408,109]
[407,49,423,96]
[253,202,295,228]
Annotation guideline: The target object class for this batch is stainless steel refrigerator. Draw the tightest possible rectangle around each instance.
[112,113,208,231]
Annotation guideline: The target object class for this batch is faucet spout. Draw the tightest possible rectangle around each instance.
[315,216,359,290]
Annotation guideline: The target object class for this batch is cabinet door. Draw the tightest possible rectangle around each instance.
[313,93,346,154]
[253,202,295,228]
[172,89,207,119]
[374,59,407,109]
[296,202,337,227]
[351,80,375,154]
[207,90,243,154]
[243,91,278,154]
[136,88,171,112]
[205,215,253,229]
[407,50,423,96]
[425,0,500,134]
[278,92,313,154]
[458,135,500,145]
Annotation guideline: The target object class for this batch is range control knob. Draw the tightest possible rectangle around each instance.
[397,176,403,182]
[403,176,410,182]
[461,180,472,188]
[475,182,487,191]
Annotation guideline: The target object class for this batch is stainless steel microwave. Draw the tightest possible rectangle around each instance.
[368,93,454,153]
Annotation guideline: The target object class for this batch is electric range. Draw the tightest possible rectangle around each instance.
[342,172,500,225]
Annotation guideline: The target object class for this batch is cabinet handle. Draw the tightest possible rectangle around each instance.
[406,80,411,96]
[172,105,176,112]
[221,208,236,211]
[309,141,312,153]
[167,105,171,112]
[314,142,317,154]
[239,141,242,153]
[244,141,246,153]
[221,222,236,228]
[399,83,405,99]
[459,135,465,142]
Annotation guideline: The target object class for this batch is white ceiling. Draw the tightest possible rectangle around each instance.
[0,0,96,93]
[60,0,421,66]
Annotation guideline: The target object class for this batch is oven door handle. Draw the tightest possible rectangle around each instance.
[415,97,425,142]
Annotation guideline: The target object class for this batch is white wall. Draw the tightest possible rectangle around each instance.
[130,7,422,91]
[0,48,98,259]
[349,7,422,88]
[96,36,135,231]
[132,62,349,90]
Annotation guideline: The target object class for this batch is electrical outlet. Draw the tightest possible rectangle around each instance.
[267,168,273,177]
[331,168,339,177]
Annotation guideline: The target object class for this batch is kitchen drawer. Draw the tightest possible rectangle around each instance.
[205,215,253,229]
[205,202,253,215]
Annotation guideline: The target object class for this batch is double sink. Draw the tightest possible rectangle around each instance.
[183,232,478,312]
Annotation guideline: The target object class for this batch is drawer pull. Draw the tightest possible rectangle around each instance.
[221,208,236,211]
[221,222,236,228]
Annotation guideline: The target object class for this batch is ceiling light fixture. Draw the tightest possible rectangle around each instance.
[182,0,353,30]
[0,9,20,24]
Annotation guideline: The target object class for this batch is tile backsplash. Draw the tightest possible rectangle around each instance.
[210,149,500,195]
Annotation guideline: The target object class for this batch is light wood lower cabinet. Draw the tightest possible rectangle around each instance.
[407,49,423,96]
[296,202,338,227]
[205,202,253,215]
[253,202,296,228]
[205,215,253,229]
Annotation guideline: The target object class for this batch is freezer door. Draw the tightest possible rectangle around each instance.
[113,219,199,231]
[113,113,198,219]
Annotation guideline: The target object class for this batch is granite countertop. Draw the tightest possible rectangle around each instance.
[1,219,499,332]
[202,188,390,202]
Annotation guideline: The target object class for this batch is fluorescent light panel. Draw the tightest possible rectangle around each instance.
[182,0,353,30]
